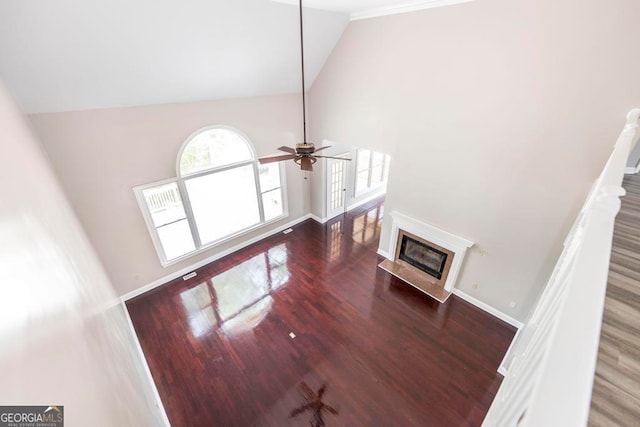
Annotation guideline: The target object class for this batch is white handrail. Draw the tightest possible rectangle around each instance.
[483,108,640,426]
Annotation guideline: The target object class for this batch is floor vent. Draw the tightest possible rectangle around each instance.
[283,228,293,234]
[182,272,197,280]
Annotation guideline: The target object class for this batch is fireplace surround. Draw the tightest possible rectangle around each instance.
[378,212,474,302]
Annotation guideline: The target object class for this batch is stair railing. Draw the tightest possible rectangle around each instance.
[483,108,640,427]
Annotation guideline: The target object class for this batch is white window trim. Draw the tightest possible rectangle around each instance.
[133,177,185,265]
[134,125,288,267]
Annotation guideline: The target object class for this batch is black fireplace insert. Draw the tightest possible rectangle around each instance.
[398,235,448,280]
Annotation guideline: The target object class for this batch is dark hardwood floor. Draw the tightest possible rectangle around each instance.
[127,198,516,426]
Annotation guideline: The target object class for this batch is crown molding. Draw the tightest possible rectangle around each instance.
[350,0,473,21]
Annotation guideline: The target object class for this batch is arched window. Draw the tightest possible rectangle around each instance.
[134,126,286,266]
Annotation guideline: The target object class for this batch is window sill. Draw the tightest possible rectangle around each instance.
[160,211,289,268]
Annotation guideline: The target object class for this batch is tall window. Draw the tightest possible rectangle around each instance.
[355,148,390,195]
[135,126,285,266]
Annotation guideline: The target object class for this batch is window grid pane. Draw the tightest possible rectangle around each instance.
[186,164,260,244]
[371,152,385,185]
[142,182,186,228]
[356,170,369,194]
[157,219,196,260]
[258,163,281,192]
[356,149,371,173]
[180,128,253,175]
[262,189,283,221]
[355,149,390,195]
[259,163,284,221]
[330,161,344,210]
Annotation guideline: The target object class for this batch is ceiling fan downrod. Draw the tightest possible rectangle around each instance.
[256,0,351,172]
[299,0,307,145]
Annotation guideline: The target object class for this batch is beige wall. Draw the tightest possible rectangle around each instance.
[308,0,640,320]
[30,94,310,297]
[0,82,165,425]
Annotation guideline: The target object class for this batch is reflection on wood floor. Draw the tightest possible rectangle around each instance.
[127,197,516,426]
[589,174,640,426]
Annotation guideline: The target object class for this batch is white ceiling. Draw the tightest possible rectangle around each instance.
[0,0,467,113]
[272,0,471,20]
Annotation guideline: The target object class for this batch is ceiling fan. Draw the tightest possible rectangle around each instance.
[258,0,351,172]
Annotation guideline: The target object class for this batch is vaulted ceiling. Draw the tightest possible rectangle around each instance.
[0,0,467,113]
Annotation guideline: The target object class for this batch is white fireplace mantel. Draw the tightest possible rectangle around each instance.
[385,212,474,292]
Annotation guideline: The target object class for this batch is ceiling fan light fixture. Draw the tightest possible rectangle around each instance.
[295,142,315,155]
[293,156,317,166]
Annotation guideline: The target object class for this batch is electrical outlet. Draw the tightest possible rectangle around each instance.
[472,283,479,289]
[509,301,517,308]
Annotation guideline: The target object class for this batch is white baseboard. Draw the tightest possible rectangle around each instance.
[625,165,640,174]
[121,214,312,302]
[122,302,171,426]
[497,327,523,376]
[309,213,326,224]
[452,288,523,329]
[376,248,392,259]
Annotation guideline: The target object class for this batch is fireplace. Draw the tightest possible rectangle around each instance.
[378,212,474,303]
[399,234,448,280]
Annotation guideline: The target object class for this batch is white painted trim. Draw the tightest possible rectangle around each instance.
[497,327,523,375]
[624,165,640,174]
[132,178,180,266]
[387,211,474,292]
[453,289,523,329]
[122,302,171,427]
[376,248,392,259]
[497,365,508,377]
[325,151,351,220]
[309,213,326,224]
[350,0,473,21]
[121,214,312,301]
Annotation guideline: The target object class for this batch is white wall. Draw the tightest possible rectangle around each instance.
[30,94,310,297]
[0,82,165,425]
[308,0,640,321]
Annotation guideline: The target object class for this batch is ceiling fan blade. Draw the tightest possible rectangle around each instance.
[300,157,313,171]
[277,146,296,154]
[314,155,352,161]
[258,154,296,164]
[313,145,332,153]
